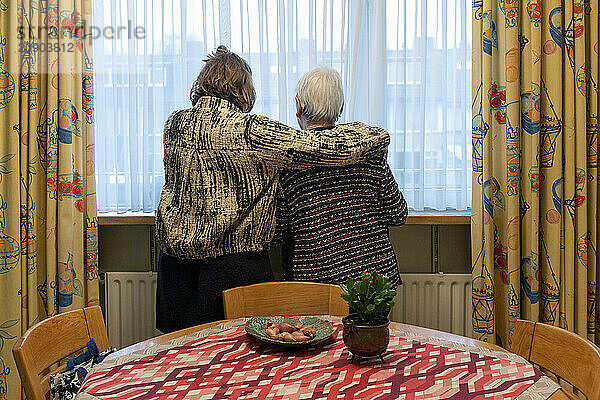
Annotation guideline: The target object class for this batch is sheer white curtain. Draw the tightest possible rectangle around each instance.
[93,0,471,213]
[385,0,472,211]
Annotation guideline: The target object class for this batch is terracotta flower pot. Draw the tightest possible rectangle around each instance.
[342,314,390,362]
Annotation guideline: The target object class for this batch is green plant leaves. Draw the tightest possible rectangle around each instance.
[346,278,354,291]
[338,271,397,325]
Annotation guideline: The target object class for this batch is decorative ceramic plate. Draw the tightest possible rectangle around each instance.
[245,316,335,347]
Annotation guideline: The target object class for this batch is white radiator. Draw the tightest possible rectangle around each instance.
[104,272,472,348]
[390,274,472,337]
[104,272,161,349]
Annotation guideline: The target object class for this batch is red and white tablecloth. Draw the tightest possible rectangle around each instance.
[76,317,560,400]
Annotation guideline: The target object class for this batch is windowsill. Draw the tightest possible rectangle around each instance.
[98,212,156,226]
[97,212,470,226]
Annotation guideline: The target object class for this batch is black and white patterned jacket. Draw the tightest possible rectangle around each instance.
[156,96,390,259]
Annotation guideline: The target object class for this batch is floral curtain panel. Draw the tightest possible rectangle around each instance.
[0,0,98,397]
[472,0,599,347]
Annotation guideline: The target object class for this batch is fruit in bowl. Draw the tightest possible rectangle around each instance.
[265,320,316,342]
[244,316,334,347]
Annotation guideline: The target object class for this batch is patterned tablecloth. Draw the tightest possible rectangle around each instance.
[76,317,560,400]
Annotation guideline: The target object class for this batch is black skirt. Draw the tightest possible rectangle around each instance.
[156,249,274,333]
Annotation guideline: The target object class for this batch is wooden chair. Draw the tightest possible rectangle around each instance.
[12,306,109,400]
[223,281,348,318]
[511,319,600,400]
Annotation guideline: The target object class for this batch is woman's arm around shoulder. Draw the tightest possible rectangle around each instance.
[245,115,390,169]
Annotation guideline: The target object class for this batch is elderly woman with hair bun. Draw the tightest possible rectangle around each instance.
[155,46,390,333]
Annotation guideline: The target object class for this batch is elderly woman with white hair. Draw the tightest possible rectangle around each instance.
[273,67,408,287]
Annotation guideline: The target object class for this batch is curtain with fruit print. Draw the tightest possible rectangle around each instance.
[0,0,98,398]
[472,0,599,348]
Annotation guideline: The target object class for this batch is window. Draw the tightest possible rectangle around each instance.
[93,0,472,212]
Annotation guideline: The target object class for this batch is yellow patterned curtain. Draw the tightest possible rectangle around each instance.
[0,0,98,397]
[472,0,599,347]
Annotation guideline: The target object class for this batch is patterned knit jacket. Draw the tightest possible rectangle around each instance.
[156,96,390,259]
[273,151,407,287]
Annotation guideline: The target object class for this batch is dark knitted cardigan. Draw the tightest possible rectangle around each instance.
[273,143,407,287]
[156,96,390,259]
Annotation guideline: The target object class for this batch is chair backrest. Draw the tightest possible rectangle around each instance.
[511,319,600,400]
[12,306,109,400]
[223,282,348,318]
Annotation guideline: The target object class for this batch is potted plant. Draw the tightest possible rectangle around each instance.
[339,271,397,362]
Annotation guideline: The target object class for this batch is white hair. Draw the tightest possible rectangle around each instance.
[295,67,344,125]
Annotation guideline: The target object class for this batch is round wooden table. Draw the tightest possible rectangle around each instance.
[103,318,569,399]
